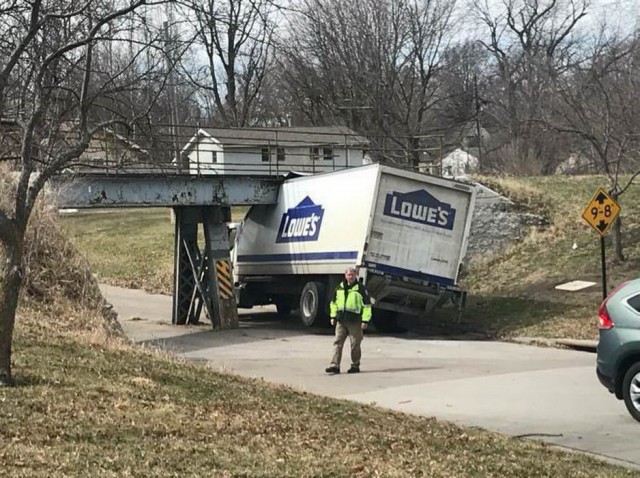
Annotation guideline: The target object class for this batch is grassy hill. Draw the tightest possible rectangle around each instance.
[440,175,640,341]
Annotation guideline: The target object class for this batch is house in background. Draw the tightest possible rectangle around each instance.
[77,128,155,172]
[440,149,479,178]
[28,124,159,173]
[179,126,369,175]
[1,121,153,173]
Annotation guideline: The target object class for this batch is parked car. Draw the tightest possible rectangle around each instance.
[596,278,640,421]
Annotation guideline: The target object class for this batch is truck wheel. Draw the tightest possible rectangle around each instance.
[299,281,327,327]
[623,362,640,422]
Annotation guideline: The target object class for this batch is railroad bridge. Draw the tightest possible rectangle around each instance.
[52,172,282,329]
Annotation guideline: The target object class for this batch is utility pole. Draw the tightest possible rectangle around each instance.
[474,72,483,166]
[164,6,181,169]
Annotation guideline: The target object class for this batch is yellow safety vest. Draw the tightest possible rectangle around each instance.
[330,281,372,322]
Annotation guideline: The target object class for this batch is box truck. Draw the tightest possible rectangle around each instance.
[231,163,477,329]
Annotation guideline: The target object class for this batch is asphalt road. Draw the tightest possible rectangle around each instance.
[101,284,640,470]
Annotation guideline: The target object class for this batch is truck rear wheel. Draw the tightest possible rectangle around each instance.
[299,281,327,327]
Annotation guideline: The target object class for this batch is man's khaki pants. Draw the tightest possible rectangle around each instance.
[330,320,363,369]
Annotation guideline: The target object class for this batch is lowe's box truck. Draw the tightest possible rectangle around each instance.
[231,163,476,328]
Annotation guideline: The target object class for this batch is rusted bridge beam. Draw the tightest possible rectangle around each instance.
[49,173,282,329]
[51,173,281,208]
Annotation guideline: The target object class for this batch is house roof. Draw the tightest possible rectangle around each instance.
[102,128,149,157]
[184,126,369,152]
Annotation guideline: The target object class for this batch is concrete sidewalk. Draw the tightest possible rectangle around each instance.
[101,284,640,470]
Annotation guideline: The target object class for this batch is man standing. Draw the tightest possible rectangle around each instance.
[325,267,372,374]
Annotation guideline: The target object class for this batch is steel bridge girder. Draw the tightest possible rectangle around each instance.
[52,174,280,208]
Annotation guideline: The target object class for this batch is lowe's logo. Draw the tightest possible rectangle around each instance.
[383,190,456,230]
[276,196,324,243]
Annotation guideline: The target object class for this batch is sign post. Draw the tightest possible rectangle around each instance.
[581,188,621,299]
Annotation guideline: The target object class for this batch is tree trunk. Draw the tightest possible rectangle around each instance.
[612,216,624,263]
[610,190,624,263]
[0,236,23,387]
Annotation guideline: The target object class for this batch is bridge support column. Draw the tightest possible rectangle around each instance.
[172,206,239,329]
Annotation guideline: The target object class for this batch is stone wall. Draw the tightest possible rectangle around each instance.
[464,182,547,265]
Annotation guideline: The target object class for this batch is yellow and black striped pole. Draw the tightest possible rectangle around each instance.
[211,256,238,328]
[215,259,234,300]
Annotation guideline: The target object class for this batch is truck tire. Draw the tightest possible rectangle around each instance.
[299,281,327,327]
[623,362,640,422]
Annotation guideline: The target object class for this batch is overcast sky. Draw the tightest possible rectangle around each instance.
[588,0,638,32]
[457,0,639,44]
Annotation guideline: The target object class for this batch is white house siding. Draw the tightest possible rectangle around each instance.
[186,137,223,174]
[189,144,365,175]
[223,149,273,174]
[284,146,365,173]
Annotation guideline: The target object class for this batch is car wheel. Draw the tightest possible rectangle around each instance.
[623,362,640,422]
[299,281,327,327]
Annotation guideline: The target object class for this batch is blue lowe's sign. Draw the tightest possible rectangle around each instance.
[383,189,456,230]
[276,196,325,243]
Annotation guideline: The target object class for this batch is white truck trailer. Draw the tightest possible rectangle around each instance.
[231,163,477,328]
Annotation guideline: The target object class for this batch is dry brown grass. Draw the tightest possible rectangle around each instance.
[23,204,103,307]
[0,166,119,340]
[6,309,637,478]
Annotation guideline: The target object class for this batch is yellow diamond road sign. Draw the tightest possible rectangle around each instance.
[581,187,621,236]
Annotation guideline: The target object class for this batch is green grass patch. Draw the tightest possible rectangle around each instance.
[3,310,637,477]
[60,209,175,294]
[60,207,248,295]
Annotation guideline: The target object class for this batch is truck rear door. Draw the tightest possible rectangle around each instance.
[365,170,475,287]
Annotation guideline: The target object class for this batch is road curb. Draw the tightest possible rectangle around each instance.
[511,337,597,353]
[555,338,597,353]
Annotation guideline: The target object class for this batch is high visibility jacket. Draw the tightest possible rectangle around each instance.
[330,280,372,323]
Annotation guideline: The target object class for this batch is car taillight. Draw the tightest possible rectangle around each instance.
[597,302,614,330]
[596,281,629,330]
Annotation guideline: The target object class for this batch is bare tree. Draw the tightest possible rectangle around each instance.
[473,0,589,172]
[277,0,456,166]
[179,0,277,127]
[551,32,640,261]
[437,42,489,130]
[0,0,168,386]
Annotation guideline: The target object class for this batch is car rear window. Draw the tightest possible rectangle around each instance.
[627,294,640,312]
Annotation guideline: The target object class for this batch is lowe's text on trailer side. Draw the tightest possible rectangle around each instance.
[230,163,477,329]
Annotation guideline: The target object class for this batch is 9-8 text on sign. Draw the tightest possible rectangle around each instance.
[581,188,620,236]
